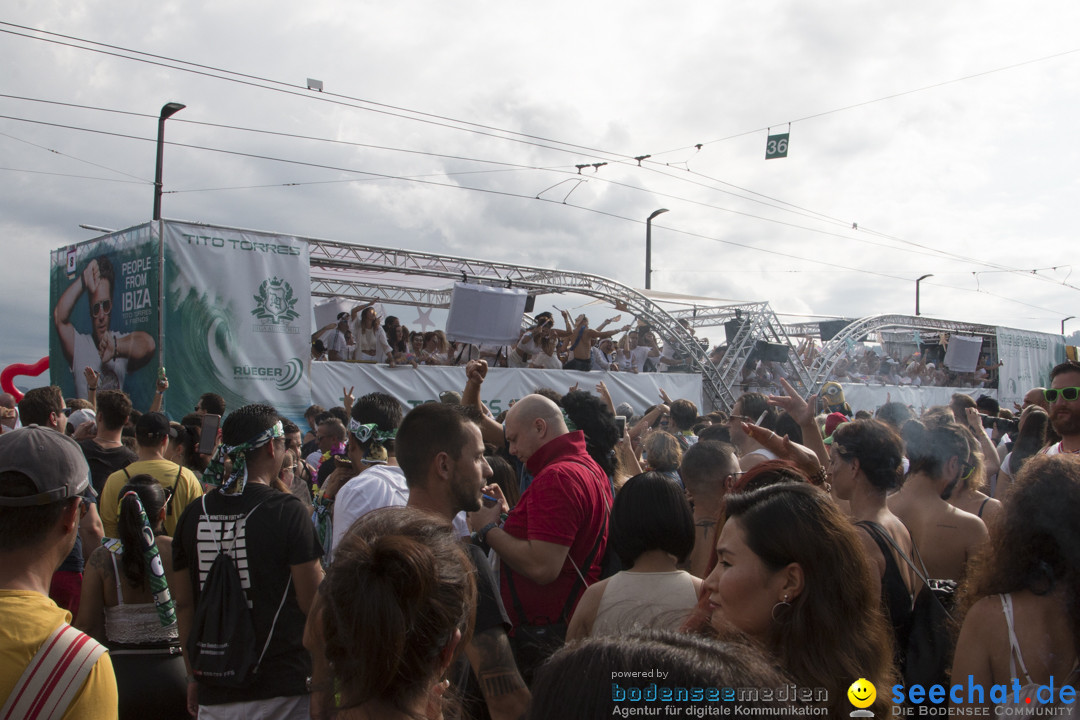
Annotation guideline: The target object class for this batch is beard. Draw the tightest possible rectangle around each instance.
[1051,405,1080,437]
[448,466,482,515]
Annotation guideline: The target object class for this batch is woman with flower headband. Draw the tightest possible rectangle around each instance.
[318,392,406,564]
[76,473,186,719]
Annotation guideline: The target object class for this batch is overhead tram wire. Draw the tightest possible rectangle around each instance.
[647,46,1080,158]
[3,106,1074,286]
[4,33,1075,295]
[0,100,981,261]
[0,23,639,167]
[4,28,1074,292]
[0,114,1068,317]
[0,126,152,182]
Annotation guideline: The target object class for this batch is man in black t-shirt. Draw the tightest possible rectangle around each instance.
[77,389,137,495]
[172,404,324,718]
[394,402,530,720]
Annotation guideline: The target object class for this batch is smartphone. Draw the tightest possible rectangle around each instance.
[199,414,221,455]
[615,416,626,439]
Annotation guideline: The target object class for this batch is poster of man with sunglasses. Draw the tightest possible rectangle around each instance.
[53,245,157,404]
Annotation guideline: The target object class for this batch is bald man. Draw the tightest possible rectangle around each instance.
[1023,387,1049,412]
[468,394,612,681]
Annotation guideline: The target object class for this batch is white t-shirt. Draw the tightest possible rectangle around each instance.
[73,330,128,397]
[330,465,469,562]
[332,465,409,562]
[624,346,653,373]
[591,346,616,371]
[530,351,561,370]
[321,328,347,359]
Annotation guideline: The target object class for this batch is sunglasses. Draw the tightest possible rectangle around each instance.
[1044,387,1080,403]
[91,300,111,317]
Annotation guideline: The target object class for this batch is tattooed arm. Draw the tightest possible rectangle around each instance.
[464,626,530,720]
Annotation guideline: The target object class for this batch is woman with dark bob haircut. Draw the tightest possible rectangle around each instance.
[528,630,797,718]
[567,472,701,640]
[561,389,621,484]
[951,455,1080,711]
[305,506,476,720]
[702,483,896,717]
[829,419,917,665]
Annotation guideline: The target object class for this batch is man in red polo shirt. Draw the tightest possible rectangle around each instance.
[470,394,611,634]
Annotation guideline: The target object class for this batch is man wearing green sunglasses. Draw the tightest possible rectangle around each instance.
[1044,361,1080,456]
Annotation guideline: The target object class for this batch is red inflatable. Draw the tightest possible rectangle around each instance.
[1,357,50,402]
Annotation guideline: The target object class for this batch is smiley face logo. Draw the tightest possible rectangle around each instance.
[847,678,876,709]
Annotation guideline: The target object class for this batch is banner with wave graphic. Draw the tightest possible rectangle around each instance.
[162,221,312,419]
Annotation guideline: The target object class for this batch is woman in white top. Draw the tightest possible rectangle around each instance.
[528,335,562,370]
[76,474,186,719]
[952,454,1080,713]
[349,303,393,364]
[567,472,702,640]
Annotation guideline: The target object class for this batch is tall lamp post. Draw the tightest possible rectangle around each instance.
[1063,316,1075,336]
[153,102,186,221]
[645,208,669,290]
[915,274,933,316]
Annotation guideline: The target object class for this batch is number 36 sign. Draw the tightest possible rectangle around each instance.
[765,133,789,160]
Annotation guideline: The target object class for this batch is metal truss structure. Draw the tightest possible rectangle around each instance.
[305,237,808,410]
[805,314,999,384]
[306,236,1002,410]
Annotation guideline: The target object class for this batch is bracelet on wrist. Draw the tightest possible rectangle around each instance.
[478,521,499,546]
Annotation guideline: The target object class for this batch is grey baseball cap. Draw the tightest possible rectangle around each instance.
[0,425,91,506]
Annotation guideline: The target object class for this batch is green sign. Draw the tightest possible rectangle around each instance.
[765,133,789,159]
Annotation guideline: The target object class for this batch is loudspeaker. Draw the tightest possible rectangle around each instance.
[818,320,849,342]
[445,283,528,345]
[819,319,869,342]
[524,295,536,313]
[754,340,790,363]
[725,319,746,344]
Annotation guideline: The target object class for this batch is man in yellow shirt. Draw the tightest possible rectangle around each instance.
[0,426,118,719]
[99,412,203,537]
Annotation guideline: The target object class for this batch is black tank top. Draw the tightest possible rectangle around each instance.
[856,521,915,651]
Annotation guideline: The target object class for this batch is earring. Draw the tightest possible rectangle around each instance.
[771,593,791,622]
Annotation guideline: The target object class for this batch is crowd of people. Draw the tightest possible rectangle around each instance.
[309,302,1005,399]
[2,353,1077,719]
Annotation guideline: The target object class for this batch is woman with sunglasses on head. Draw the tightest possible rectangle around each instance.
[829,419,918,670]
[888,420,990,582]
[942,423,1004,530]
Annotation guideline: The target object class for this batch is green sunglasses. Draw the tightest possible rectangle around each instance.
[1044,387,1080,403]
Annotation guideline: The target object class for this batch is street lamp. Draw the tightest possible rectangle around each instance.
[645,208,669,290]
[153,102,186,221]
[915,274,933,316]
[1063,316,1075,335]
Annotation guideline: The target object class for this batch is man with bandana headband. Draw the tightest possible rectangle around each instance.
[327,392,406,564]
[171,404,324,718]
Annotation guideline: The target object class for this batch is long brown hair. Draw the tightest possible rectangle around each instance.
[724,484,895,716]
[320,507,476,715]
[958,454,1080,655]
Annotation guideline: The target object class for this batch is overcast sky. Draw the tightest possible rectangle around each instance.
[3,1,1080,376]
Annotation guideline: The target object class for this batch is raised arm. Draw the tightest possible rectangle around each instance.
[462,360,505,446]
[54,261,99,365]
[768,377,828,467]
